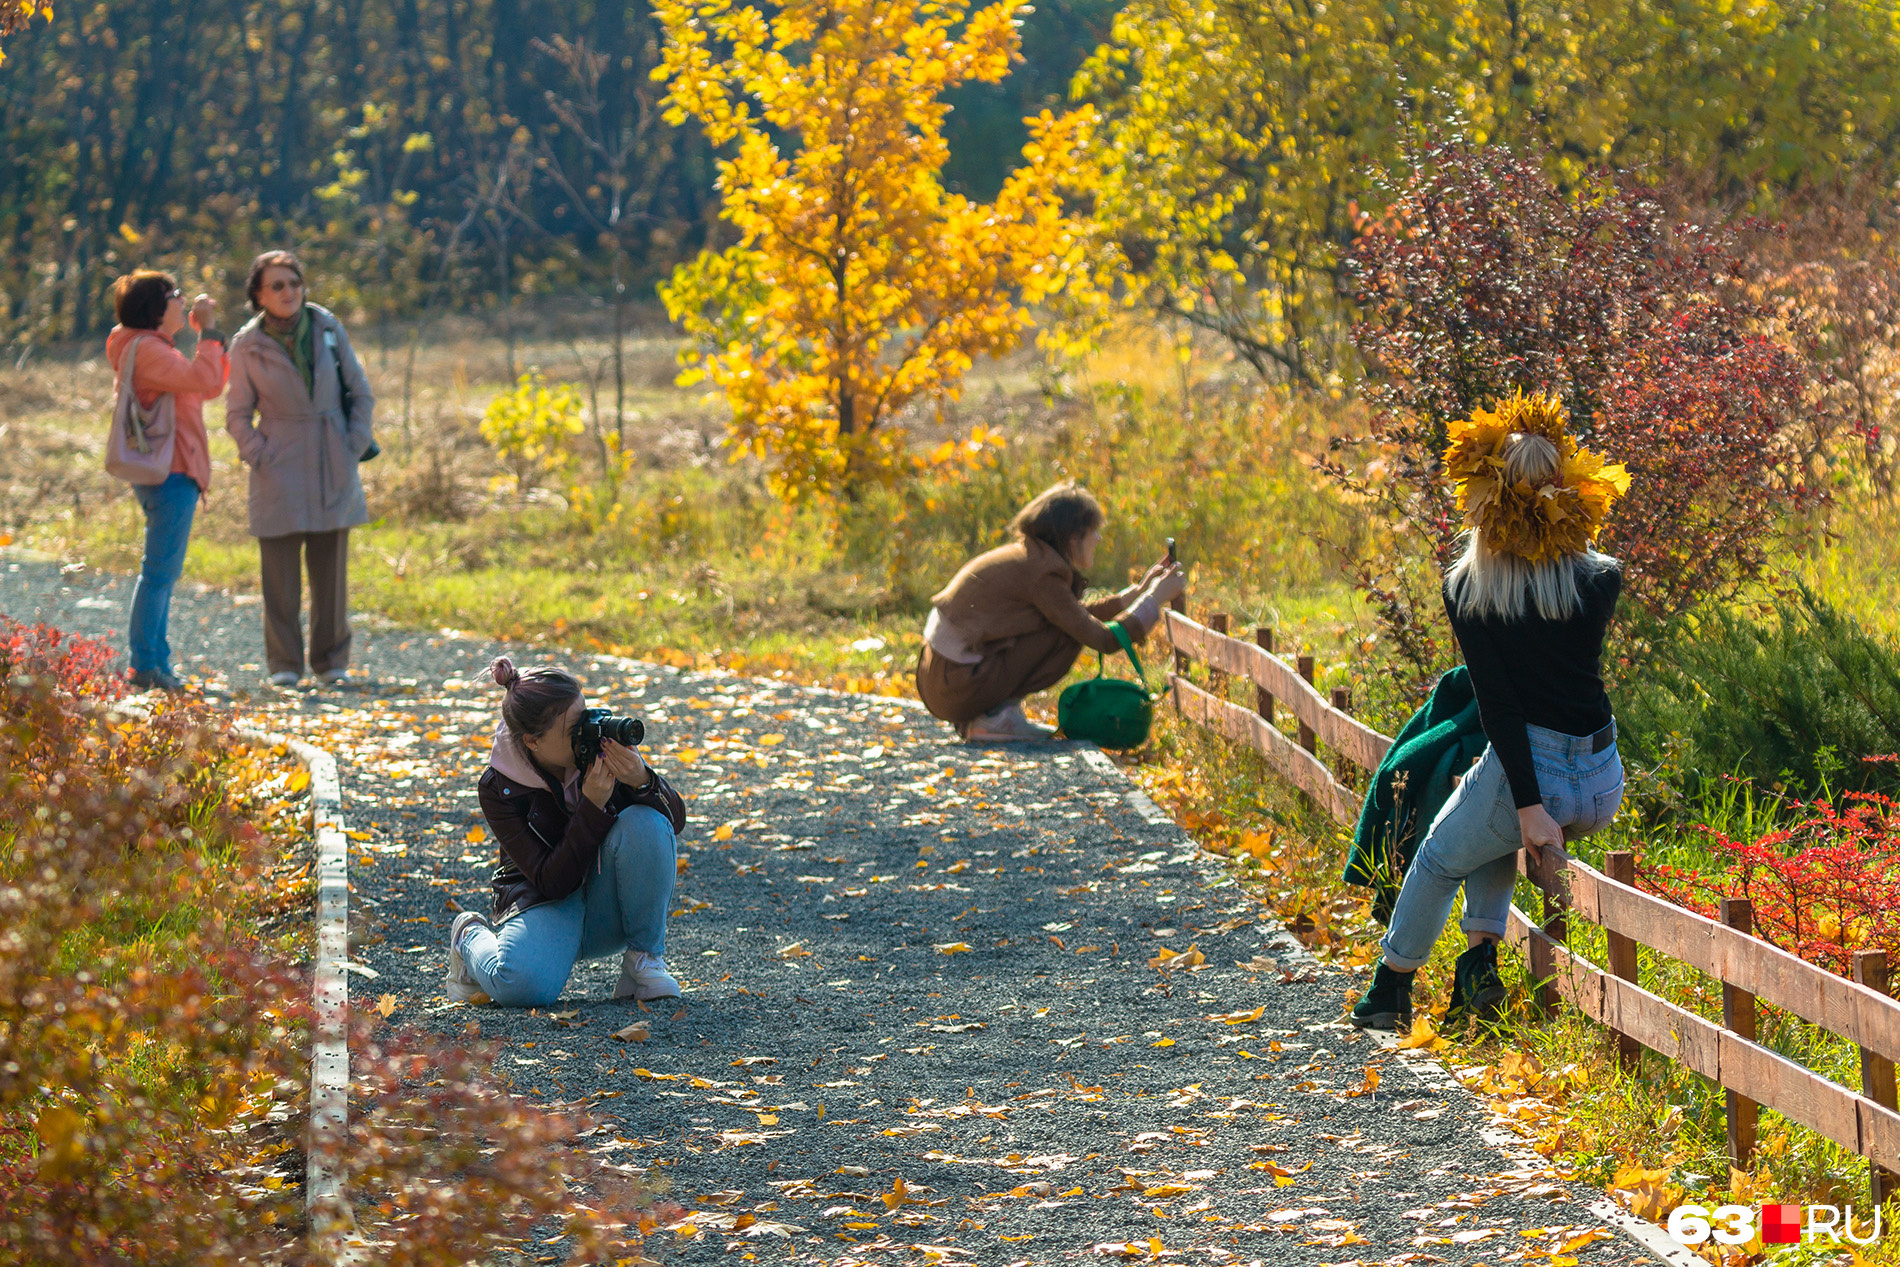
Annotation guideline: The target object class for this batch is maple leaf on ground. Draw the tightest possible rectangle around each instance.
[1395,1016,1450,1052]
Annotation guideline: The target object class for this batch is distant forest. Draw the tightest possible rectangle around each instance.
[0,0,1119,347]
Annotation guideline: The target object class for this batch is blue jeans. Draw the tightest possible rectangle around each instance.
[462,805,677,1007]
[1380,723,1624,971]
[128,473,200,675]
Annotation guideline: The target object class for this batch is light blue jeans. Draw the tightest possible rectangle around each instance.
[128,472,200,675]
[462,805,677,1006]
[1380,723,1624,971]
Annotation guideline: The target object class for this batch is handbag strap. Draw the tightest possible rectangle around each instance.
[1101,620,1153,697]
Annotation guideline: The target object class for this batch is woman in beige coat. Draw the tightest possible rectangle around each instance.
[225,251,375,687]
[916,481,1184,742]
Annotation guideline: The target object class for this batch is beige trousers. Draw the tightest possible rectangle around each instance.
[259,529,351,676]
[914,625,1083,735]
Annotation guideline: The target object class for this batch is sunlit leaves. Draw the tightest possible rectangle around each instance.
[480,371,588,498]
[653,0,1099,499]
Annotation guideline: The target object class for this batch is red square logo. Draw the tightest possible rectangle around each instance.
[1762,1204,1803,1244]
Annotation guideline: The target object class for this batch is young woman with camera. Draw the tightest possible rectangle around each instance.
[1350,394,1630,1031]
[446,657,687,1006]
[104,269,227,691]
[916,481,1185,741]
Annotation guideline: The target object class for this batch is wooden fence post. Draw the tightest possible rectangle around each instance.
[1722,897,1759,1172]
[1330,686,1353,788]
[1854,949,1900,1207]
[1536,865,1569,1019]
[1254,627,1275,725]
[1604,851,1641,1072]
[1171,592,1188,677]
[1209,614,1229,696]
[1296,655,1317,756]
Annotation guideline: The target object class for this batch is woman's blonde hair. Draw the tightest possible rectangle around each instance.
[1444,432,1617,621]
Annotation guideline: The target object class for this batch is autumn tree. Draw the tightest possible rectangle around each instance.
[653,0,1096,500]
[1079,0,1900,384]
[0,0,48,64]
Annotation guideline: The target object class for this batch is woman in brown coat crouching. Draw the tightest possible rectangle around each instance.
[917,481,1185,742]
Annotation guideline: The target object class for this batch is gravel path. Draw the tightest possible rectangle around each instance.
[4,554,1673,1267]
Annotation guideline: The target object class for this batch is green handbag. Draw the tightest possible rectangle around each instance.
[1058,620,1155,749]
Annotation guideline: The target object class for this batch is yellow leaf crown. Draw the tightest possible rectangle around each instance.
[1443,391,1631,564]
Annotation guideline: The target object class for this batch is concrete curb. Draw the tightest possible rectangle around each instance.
[235,726,356,1260]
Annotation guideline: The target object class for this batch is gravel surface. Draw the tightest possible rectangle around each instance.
[4,553,1668,1267]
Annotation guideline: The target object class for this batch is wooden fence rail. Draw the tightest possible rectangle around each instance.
[1163,606,1900,1186]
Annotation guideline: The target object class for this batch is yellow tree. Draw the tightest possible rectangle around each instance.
[0,0,51,64]
[1081,0,1900,387]
[653,0,1096,499]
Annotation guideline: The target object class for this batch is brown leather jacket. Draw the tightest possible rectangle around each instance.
[478,758,687,922]
[929,536,1153,657]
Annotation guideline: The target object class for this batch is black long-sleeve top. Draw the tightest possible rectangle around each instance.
[1443,564,1621,809]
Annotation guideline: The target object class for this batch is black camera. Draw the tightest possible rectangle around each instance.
[571,707,645,773]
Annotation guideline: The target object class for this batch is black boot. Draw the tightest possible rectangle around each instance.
[1445,940,1507,1025]
[1349,961,1415,1031]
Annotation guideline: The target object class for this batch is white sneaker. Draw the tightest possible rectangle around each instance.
[614,949,682,1002]
[268,670,301,687]
[963,701,1056,743]
[317,668,349,685]
[446,910,492,1003]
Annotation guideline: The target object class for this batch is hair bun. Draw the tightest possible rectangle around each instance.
[489,656,520,689]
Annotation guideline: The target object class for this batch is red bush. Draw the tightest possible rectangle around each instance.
[1336,129,1827,622]
[1642,789,1900,979]
[0,621,662,1263]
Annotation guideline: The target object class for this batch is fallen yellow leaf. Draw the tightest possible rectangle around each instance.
[714,823,735,841]
[1395,1016,1450,1052]
[1210,1005,1265,1025]
[465,826,486,845]
[1148,943,1205,970]
[374,993,399,1018]
[935,942,973,955]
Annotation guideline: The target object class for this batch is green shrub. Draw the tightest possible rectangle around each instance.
[1615,585,1900,806]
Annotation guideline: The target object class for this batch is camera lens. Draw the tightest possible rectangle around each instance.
[603,716,645,746]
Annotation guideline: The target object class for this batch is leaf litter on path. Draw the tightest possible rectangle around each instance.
[5,562,1652,1267]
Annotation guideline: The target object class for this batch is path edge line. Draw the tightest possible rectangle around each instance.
[234,725,356,1260]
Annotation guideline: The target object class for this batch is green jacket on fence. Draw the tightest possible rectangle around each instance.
[1341,665,1489,924]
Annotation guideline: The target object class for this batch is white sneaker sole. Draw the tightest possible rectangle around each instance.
[446,912,490,1003]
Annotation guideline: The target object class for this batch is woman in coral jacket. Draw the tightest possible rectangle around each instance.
[104,269,228,691]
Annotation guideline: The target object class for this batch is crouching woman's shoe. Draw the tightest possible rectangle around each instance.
[1349,961,1415,1031]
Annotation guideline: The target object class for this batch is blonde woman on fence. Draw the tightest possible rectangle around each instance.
[916,481,1185,742]
[1350,393,1631,1032]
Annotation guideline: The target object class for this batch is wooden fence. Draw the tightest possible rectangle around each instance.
[1162,607,1900,1198]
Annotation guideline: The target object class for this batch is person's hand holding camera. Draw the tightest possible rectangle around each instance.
[582,739,649,808]
[1148,561,1187,605]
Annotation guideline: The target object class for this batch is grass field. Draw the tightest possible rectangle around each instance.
[9,306,1900,1243]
